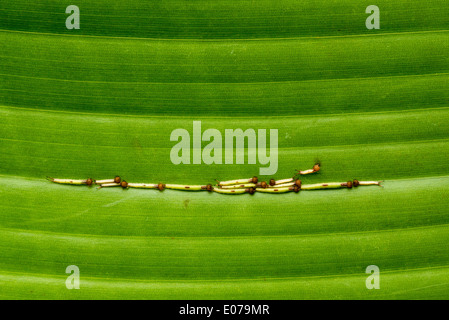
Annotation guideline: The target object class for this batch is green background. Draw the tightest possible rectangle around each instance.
[0,1,448,299]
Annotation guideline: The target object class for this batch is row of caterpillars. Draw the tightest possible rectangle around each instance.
[48,164,382,194]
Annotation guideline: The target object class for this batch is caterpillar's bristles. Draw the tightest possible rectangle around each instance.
[220,183,256,189]
[212,187,248,194]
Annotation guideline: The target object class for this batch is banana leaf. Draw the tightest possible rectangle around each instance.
[1,0,449,299]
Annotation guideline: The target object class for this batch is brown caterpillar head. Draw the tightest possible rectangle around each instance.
[251,176,258,184]
[206,184,212,192]
[293,185,300,193]
[114,176,121,184]
[269,179,276,186]
[247,187,256,195]
[259,181,268,188]
[295,179,302,189]
[158,183,165,191]
[313,163,321,172]
[346,181,353,189]
[353,179,360,187]
[120,180,128,188]
[86,178,93,186]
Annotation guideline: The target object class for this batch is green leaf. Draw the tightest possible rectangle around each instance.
[1,1,448,299]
